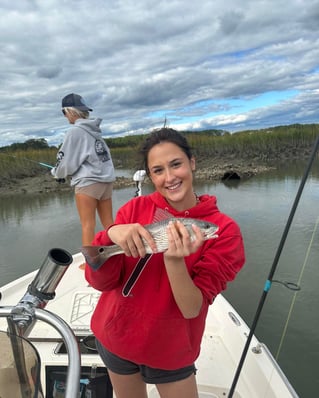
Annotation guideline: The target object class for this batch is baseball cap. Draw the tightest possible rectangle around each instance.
[61,93,93,111]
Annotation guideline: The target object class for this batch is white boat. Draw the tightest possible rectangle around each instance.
[0,249,299,398]
[0,171,300,397]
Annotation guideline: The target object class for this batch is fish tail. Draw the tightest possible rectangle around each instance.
[81,245,119,270]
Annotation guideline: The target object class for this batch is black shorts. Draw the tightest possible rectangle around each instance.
[95,339,196,384]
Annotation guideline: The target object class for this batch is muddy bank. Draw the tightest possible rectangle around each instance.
[0,159,273,196]
[1,129,316,197]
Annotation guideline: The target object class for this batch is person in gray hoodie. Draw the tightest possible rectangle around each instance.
[51,93,115,246]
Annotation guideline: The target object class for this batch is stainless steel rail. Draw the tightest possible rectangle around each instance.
[0,306,81,398]
[0,248,80,398]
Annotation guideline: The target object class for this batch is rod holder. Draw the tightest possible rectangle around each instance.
[28,248,73,301]
[9,248,73,337]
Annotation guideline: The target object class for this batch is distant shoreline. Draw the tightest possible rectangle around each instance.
[1,125,316,196]
[0,159,274,196]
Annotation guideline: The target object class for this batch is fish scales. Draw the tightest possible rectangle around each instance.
[81,218,219,270]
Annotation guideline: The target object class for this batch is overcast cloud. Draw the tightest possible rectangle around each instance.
[1,0,319,147]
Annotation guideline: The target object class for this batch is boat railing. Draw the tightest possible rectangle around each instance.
[0,248,81,398]
[259,343,300,398]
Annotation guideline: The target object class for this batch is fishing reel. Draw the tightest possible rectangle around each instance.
[55,178,66,184]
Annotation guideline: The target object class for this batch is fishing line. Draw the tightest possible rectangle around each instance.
[275,213,319,361]
[228,133,319,398]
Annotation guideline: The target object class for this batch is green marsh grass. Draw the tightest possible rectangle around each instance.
[0,149,57,179]
[0,123,318,181]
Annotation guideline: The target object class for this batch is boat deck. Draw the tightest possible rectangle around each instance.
[0,253,298,397]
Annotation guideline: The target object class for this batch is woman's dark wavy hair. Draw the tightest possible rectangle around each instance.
[139,128,193,176]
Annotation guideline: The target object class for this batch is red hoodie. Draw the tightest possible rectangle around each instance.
[85,191,245,370]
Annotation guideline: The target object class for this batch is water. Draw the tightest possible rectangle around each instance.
[1,160,319,397]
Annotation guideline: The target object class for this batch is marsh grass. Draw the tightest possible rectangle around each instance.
[111,123,319,164]
[186,124,318,160]
[0,123,318,180]
[0,149,57,179]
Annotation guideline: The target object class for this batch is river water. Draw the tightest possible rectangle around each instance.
[1,160,319,397]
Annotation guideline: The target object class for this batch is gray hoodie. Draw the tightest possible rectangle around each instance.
[51,118,115,187]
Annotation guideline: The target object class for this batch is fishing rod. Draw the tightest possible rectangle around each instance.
[25,159,53,169]
[0,152,53,169]
[0,152,65,183]
[228,133,319,398]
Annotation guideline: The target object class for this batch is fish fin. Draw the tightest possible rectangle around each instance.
[152,207,174,223]
[81,246,108,271]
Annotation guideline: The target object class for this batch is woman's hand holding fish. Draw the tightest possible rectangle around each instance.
[108,224,157,258]
[164,220,204,259]
[163,220,204,318]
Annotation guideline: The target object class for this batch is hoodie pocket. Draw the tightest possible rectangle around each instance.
[102,304,193,368]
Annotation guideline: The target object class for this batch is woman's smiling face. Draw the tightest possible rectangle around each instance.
[147,141,196,211]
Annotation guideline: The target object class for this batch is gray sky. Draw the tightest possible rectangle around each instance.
[1,0,319,147]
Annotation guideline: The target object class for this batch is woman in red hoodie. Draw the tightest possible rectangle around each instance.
[85,128,245,398]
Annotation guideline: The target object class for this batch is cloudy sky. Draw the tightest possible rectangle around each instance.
[1,0,319,147]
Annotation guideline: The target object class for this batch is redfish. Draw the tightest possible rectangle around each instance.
[81,218,219,270]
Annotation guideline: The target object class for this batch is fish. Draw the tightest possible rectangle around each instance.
[81,218,219,270]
